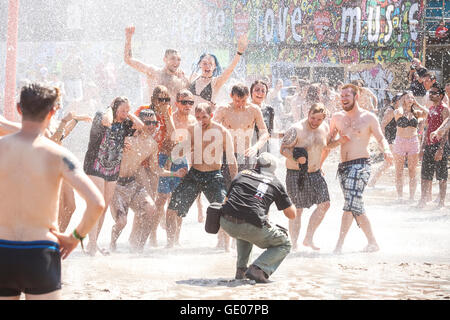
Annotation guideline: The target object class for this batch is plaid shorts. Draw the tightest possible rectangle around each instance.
[337,159,371,216]
[286,169,330,209]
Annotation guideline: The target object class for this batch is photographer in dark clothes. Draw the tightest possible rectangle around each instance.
[219,153,296,283]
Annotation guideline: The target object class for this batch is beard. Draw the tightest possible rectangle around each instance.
[342,101,355,112]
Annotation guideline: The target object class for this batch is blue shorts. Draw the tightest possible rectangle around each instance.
[157,154,188,194]
[0,240,61,296]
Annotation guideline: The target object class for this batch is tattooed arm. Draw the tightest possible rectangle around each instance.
[52,150,105,259]
[279,126,298,160]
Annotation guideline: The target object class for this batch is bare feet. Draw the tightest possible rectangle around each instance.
[333,246,342,255]
[109,242,117,253]
[303,239,320,251]
[363,243,379,253]
[86,242,97,256]
[148,237,158,248]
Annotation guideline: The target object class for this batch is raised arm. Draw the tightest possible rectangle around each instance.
[124,26,158,76]
[213,34,248,92]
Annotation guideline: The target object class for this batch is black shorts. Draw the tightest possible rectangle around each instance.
[286,169,330,209]
[421,143,449,181]
[168,168,226,217]
[0,240,61,296]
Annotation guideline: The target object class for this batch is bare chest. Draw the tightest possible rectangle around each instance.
[221,110,255,131]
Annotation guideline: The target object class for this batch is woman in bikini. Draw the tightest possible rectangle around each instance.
[189,34,248,108]
[392,91,428,201]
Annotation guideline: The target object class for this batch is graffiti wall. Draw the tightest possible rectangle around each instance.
[198,0,424,64]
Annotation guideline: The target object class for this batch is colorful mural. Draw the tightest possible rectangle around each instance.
[199,0,425,65]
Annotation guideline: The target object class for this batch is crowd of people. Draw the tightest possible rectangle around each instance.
[0,26,449,298]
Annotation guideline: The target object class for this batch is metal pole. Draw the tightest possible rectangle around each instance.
[3,0,20,120]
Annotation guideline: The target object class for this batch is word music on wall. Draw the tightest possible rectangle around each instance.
[198,0,424,64]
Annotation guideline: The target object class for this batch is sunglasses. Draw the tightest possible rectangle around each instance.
[157,97,171,103]
[429,91,441,96]
[144,120,159,126]
[178,100,195,106]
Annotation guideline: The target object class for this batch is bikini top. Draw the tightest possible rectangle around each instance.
[397,115,418,128]
[189,78,213,102]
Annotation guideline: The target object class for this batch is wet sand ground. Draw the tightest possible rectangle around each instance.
[61,149,450,300]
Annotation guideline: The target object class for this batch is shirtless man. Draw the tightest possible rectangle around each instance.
[214,84,269,250]
[109,109,186,253]
[124,26,189,103]
[327,84,393,254]
[214,84,269,188]
[166,103,238,248]
[0,83,105,300]
[150,89,197,246]
[351,80,378,113]
[280,103,331,251]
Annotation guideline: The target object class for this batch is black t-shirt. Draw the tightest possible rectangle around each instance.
[222,169,292,228]
[83,112,135,181]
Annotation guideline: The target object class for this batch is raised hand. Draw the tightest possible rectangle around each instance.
[125,26,135,38]
[237,33,248,53]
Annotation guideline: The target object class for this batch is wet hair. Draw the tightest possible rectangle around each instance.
[422,72,436,81]
[110,96,130,121]
[341,84,360,96]
[306,84,320,103]
[151,85,169,102]
[164,49,179,58]
[231,84,250,98]
[195,103,213,115]
[194,53,223,77]
[19,82,60,122]
[309,102,327,117]
[176,89,194,101]
[250,80,269,97]
[138,109,155,120]
[431,83,445,96]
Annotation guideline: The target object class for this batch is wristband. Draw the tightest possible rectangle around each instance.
[237,51,243,56]
[72,229,85,251]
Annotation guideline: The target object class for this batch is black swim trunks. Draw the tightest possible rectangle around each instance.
[168,168,226,217]
[0,240,61,296]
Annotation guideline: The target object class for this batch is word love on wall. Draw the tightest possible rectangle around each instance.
[204,0,425,64]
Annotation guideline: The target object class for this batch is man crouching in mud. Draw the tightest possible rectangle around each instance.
[0,83,105,299]
[219,153,296,283]
[327,84,393,254]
